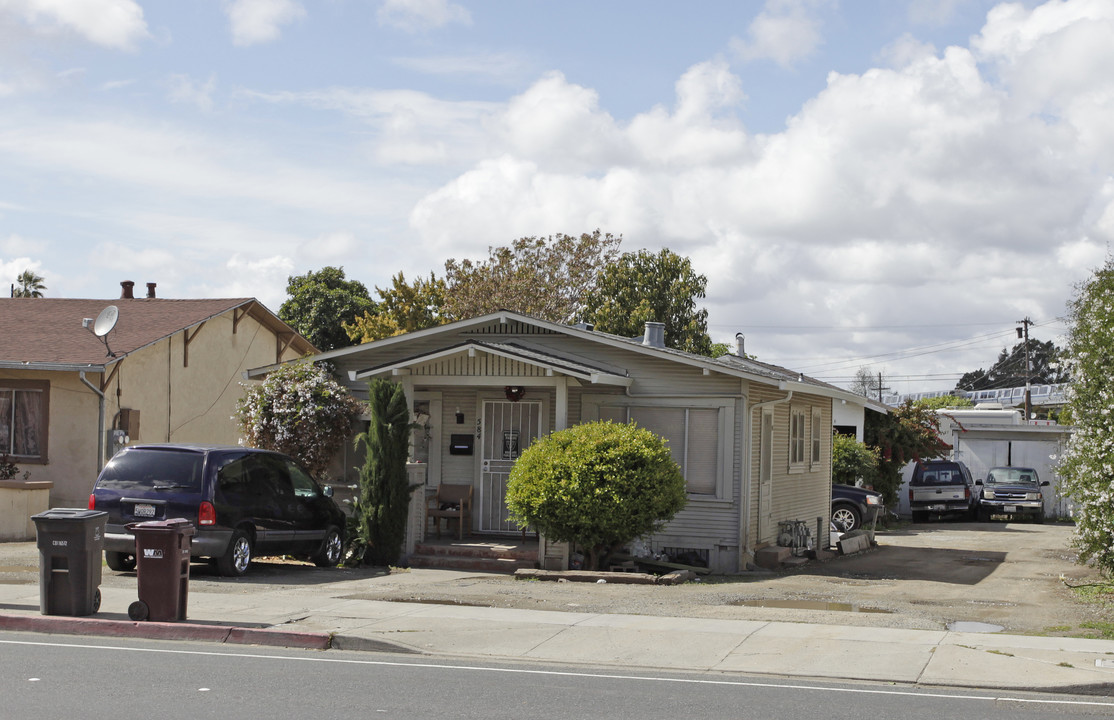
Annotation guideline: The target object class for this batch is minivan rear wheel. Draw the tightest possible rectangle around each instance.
[313,527,343,567]
[217,530,253,577]
[106,551,137,572]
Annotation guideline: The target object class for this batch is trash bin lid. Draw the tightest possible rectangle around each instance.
[127,518,196,533]
[31,508,108,523]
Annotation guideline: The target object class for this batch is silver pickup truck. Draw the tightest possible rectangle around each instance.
[908,460,978,522]
[975,466,1049,522]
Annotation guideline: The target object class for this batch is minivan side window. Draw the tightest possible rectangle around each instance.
[286,460,320,498]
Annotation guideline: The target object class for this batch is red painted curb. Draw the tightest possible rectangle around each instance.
[227,627,332,650]
[0,613,332,650]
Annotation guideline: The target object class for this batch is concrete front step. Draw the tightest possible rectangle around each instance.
[414,542,537,561]
[408,554,537,573]
[408,539,539,573]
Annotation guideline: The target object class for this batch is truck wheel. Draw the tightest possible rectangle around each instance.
[977,507,990,522]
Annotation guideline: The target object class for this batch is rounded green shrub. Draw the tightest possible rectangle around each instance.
[507,420,686,570]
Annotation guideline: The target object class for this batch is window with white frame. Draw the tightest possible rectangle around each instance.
[789,406,807,470]
[585,397,731,498]
[810,406,823,468]
[0,381,49,463]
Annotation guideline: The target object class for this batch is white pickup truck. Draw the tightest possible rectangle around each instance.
[908,460,978,522]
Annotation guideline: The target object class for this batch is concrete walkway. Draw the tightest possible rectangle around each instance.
[2,550,1114,696]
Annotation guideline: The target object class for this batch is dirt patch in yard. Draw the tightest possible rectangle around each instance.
[323,522,1114,637]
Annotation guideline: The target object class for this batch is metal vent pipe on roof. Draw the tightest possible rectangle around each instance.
[642,321,665,348]
[120,281,135,299]
[146,282,156,298]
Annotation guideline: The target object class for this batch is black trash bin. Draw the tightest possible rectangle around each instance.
[127,518,195,622]
[31,508,107,616]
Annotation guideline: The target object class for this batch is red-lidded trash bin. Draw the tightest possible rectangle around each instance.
[126,518,195,622]
[31,508,107,616]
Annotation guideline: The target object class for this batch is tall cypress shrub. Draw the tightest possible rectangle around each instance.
[354,378,416,566]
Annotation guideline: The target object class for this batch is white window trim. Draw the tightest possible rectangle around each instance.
[810,406,823,471]
[581,395,734,501]
[788,405,807,474]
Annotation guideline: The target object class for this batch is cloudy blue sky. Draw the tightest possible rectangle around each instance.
[1,0,1111,393]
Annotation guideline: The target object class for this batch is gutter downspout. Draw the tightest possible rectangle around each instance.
[740,383,793,571]
[79,371,106,473]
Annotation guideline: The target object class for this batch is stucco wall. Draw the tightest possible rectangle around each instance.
[4,309,304,508]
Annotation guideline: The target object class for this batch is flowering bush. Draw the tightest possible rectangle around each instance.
[1060,257,1114,572]
[0,454,29,481]
[235,361,363,478]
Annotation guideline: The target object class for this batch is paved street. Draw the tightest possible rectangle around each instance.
[4,632,1114,719]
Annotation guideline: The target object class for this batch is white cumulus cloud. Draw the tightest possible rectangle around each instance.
[0,0,149,50]
[377,0,471,32]
[224,0,305,47]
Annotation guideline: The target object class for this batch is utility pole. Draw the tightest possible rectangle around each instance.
[1016,317,1033,421]
[876,372,891,403]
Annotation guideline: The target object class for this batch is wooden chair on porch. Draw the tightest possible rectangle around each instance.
[426,483,473,540]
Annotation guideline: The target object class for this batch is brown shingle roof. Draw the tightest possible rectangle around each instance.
[0,298,314,367]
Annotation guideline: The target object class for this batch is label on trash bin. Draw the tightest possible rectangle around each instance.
[142,548,164,559]
[52,540,68,547]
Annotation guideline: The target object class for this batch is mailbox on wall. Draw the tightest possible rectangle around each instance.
[449,434,474,456]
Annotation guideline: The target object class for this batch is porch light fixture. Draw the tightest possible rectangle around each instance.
[504,386,526,402]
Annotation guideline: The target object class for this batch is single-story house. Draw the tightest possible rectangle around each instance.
[0,281,315,538]
[267,310,881,572]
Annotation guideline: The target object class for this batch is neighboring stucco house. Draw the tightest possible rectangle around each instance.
[0,282,315,537]
[278,310,876,573]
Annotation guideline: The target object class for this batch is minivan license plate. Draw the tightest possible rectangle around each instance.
[133,503,156,518]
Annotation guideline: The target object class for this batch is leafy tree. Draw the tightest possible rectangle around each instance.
[912,395,974,410]
[12,269,46,298]
[832,434,881,488]
[235,361,363,478]
[864,401,950,505]
[1060,258,1114,572]
[279,266,375,351]
[345,271,448,343]
[442,231,621,323]
[582,248,714,356]
[350,378,417,567]
[957,338,1068,391]
[506,421,686,570]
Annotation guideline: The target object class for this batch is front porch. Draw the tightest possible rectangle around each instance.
[408,534,540,574]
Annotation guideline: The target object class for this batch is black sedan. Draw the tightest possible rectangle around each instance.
[831,483,885,532]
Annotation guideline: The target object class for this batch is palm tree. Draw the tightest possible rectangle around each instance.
[12,269,46,298]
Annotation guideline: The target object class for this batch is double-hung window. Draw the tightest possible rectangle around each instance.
[0,381,49,463]
[789,407,807,470]
[588,397,732,499]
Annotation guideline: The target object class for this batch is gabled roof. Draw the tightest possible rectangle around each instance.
[299,310,884,409]
[350,340,632,386]
[0,297,315,371]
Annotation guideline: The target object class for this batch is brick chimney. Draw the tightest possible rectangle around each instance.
[146,282,157,299]
[120,281,135,299]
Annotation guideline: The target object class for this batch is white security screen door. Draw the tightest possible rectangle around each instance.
[480,399,542,532]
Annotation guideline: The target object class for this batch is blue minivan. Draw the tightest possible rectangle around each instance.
[89,444,346,576]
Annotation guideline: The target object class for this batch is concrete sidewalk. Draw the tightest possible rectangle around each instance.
[3,567,1114,696]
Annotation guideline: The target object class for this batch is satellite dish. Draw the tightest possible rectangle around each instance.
[92,305,119,337]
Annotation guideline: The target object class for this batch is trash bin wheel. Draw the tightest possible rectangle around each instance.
[128,600,149,622]
[92,588,101,614]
